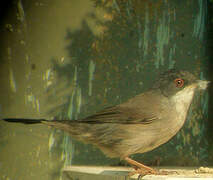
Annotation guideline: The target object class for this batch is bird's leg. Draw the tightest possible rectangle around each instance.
[124,157,157,175]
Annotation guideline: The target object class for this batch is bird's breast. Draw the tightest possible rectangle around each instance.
[135,87,196,154]
[169,86,196,131]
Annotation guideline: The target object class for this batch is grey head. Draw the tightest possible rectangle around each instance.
[153,69,209,98]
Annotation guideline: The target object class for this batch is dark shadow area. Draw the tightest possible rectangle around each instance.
[0,0,14,64]
[207,0,213,165]
[0,0,13,27]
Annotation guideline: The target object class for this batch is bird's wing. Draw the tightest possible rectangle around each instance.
[77,105,158,124]
[76,91,166,124]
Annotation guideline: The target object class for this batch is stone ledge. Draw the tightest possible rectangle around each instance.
[62,166,213,180]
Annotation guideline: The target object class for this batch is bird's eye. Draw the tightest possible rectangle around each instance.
[174,78,184,88]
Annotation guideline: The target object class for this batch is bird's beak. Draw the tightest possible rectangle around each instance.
[196,80,210,90]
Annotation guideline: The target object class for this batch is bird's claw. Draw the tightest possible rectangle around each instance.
[128,168,158,177]
[129,168,177,179]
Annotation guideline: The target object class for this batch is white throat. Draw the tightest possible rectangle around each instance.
[171,85,196,126]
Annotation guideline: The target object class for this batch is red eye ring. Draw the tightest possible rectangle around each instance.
[174,78,184,88]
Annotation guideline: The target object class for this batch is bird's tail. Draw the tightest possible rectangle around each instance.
[2,118,104,150]
[1,118,78,133]
[2,118,92,142]
[2,118,47,124]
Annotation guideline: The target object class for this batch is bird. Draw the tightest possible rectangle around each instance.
[2,69,209,175]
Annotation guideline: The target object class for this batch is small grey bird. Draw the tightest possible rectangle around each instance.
[3,69,209,175]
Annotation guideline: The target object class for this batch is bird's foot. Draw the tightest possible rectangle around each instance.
[125,157,156,174]
[124,157,178,178]
[129,168,178,179]
[128,167,158,177]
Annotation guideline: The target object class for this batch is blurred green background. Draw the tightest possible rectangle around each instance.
[0,0,212,180]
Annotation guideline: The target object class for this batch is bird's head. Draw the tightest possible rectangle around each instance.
[154,69,209,98]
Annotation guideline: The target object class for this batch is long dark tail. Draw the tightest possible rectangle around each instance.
[2,118,47,124]
[2,118,97,145]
